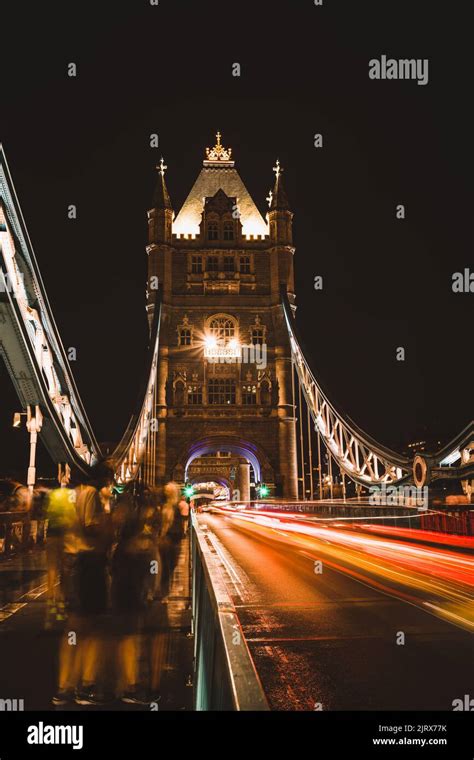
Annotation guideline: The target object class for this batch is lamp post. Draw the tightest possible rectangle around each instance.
[13,404,43,493]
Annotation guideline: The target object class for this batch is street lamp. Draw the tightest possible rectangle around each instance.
[13,404,43,493]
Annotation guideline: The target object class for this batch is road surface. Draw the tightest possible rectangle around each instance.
[197,511,474,710]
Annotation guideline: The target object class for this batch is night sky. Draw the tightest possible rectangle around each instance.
[1,0,472,479]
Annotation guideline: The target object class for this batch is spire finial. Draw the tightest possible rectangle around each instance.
[157,156,167,176]
[266,189,273,207]
[205,131,233,163]
[269,158,290,212]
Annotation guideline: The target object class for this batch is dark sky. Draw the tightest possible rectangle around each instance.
[1,0,472,479]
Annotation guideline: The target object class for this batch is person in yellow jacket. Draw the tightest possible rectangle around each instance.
[45,484,78,625]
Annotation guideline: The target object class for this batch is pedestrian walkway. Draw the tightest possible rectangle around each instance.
[0,540,193,710]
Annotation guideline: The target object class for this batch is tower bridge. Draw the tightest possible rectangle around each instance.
[1,135,472,499]
[1,136,473,713]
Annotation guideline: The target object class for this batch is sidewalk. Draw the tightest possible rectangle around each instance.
[0,539,194,710]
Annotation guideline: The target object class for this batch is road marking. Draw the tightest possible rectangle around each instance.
[0,582,48,623]
[423,602,474,630]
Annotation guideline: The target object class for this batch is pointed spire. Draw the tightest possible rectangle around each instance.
[269,159,290,211]
[153,156,173,209]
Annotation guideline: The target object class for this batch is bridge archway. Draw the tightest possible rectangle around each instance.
[188,479,231,503]
[171,434,275,499]
[184,436,262,484]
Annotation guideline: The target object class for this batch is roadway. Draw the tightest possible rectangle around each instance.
[197,510,474,710]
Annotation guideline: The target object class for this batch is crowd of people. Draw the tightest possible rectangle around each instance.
[44,463,191,707]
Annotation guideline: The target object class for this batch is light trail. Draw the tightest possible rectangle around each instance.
[210,506,474,632]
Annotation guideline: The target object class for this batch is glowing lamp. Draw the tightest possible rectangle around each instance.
[204,335,217,350]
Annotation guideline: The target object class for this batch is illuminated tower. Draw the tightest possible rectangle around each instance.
[146,133,298,498]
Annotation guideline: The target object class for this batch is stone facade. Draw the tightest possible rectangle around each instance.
[146,137,298,498]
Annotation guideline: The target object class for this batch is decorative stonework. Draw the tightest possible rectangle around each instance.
[177,313,194,346]
[205,131,233,164]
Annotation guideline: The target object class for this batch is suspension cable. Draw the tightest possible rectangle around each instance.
[307,405,314,500]
[298,372,306,500]
[317,426,323,500]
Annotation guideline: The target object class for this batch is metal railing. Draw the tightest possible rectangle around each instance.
[190,512,269,711]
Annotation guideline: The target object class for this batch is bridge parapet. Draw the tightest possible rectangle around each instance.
[190,512,269,710]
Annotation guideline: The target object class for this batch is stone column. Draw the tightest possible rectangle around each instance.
[238,461,251,502]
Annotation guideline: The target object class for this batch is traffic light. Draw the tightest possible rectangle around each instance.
[184,483,195,499]
[257,483,269,498]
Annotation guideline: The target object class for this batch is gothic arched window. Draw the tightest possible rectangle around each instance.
[208,316,236,343]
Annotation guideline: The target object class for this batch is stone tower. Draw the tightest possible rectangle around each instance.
[146,133,298,499]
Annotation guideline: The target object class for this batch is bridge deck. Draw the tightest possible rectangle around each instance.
[197,512,474,710]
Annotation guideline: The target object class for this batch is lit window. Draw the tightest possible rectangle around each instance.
[207,256,219,272]
[179,329,191,346]
[187,385,202,405]
[208,223,218,240]
[209,317,235,341]
[242,385,257,405]
[191,256,202,274]
[223,222,234,241]
[223,256,234,273]
[240,256,251,274]
[208,379,236,405]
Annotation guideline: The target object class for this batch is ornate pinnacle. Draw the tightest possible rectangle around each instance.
[273,159,282,180]
[205,131,233,162]
[157,157,167,176]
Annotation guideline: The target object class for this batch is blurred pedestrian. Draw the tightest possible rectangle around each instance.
[178,495,190,537]
[111,489,156,704]
[158,482,182,599]
[45,481,77,627]
[72,462,114,706]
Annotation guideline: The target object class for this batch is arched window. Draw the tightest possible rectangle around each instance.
[223,221,234,241]
[208,316,236,343]
[207,222,218,240]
